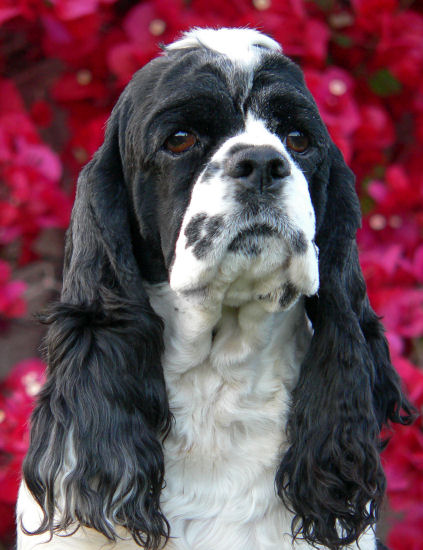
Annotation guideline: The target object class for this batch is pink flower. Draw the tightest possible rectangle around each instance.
[108,1,206,86]
[0,359,45,537]
[304,67,360,161]
[0,79,71,262]
[0,359,46,492]
[353,104,395,152]
[367,287,423,339]
[0,0,117,23]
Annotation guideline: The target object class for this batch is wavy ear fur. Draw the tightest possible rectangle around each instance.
[22,97,171,550]
[276,143,415,549]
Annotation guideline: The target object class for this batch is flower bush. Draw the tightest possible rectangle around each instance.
[0,1,422,548]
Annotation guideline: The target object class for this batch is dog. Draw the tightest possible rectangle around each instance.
[16,27,414,550]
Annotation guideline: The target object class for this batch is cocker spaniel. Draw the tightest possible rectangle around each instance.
[17,27,414,550]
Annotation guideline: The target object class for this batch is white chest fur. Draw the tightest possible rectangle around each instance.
[147,283,313,550]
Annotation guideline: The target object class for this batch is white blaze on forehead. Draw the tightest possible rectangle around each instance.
[166,27,281,68]
[214,114,286,160]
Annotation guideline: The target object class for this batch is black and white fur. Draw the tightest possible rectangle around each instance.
[17,28,414,550]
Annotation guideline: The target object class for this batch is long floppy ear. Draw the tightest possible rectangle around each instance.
[22,94,171,550]
[276,143,415,549]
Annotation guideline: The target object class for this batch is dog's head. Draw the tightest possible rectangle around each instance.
[23,28,414,550]
[107,28,322,310]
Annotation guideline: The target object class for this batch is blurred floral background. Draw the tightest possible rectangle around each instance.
[0,0,423,549]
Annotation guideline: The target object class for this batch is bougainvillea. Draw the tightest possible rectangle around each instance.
[0,359,45,543]
[0,1,422,548]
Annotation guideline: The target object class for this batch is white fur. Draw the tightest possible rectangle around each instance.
[166,27,281,69]
[150,282,310,550]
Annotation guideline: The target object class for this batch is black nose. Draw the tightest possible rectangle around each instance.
[225,145,291,192]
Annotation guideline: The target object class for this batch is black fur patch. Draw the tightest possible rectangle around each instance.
[184,214,225,259]
[228,238,261,256]
[192,239,209,259]
[290,230,308,254]
[206,215,224,239]
[279,282,299,308]
[184,213,208,248]
[228,225,275,255]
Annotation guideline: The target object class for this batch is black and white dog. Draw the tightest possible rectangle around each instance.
[17,28,413,550]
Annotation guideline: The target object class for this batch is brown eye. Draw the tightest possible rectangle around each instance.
[165,131,197,154]
[285,131,309,153]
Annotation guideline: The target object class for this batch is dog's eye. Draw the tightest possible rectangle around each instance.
[285,131,309,154]
[165,131,197,154]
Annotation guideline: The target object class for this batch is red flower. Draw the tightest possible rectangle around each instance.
[0,0,117,23]
[381,357,423,540]
[0,79,72,262]
[30,100,53,128]
[236,0,330,66]
[374,11,423,88]
[0,359,45,538]
[0,260,26,319]
[352,0,398,17]
[304,67,360,161]
[108,0,205,86]
[353,104,395,152]
[388,509,423,550]
[53,0,117,21]
[0,5,21,24]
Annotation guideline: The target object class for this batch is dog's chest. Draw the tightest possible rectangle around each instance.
[161,365,290,548]
[147,283,312,549]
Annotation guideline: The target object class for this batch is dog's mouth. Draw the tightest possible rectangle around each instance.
[227,224,279,256]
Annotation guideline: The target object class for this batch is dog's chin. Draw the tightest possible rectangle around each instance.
[169,229,319,312]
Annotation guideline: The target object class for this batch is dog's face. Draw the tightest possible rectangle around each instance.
[22,28,413,550]
[122,28,332,310]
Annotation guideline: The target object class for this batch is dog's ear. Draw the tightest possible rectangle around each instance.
[276,142,415,549]
[22,93,171,550]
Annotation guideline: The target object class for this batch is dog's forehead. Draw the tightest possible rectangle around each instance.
[131,29,308,118]
[165,27,282,68]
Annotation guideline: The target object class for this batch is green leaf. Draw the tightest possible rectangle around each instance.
[369,69,402,97]
[360,195,375,216]
[332,34,353,48]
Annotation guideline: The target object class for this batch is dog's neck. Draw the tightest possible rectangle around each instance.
[146,281,311,381]
[146,281,312,452]
[145,282,312,547]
